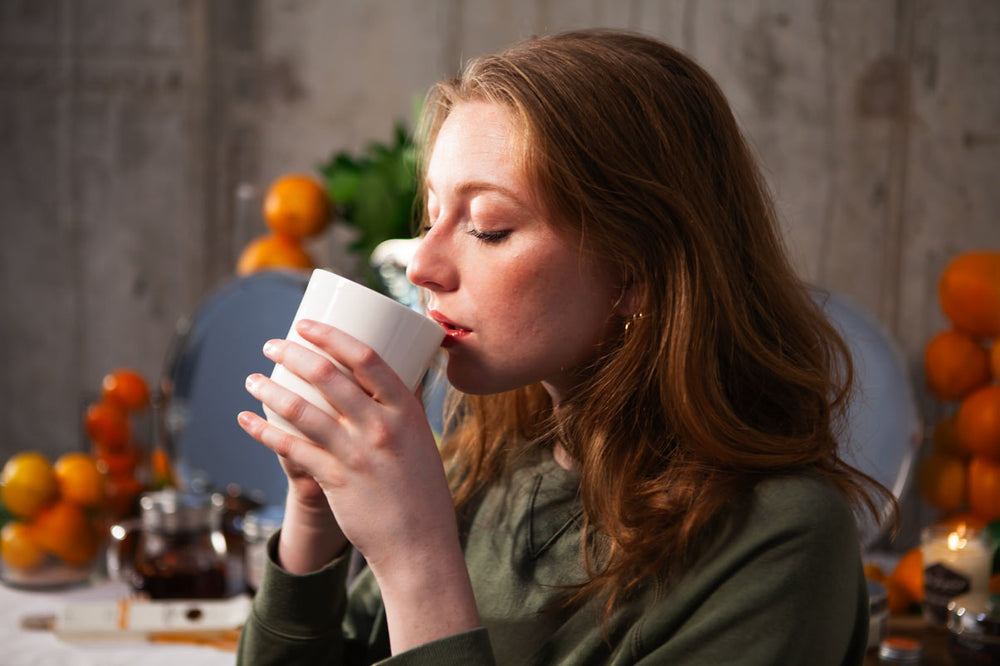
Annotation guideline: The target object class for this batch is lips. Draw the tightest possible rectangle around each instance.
[428,309,471,346]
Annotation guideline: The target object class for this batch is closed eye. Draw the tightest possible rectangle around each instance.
[468,228,511,243]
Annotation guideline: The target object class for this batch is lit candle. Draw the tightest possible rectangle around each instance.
[921,524,994,625]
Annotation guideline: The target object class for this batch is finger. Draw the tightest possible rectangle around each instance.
[294,320,410,404]
[237,410,344,486]
[262,338,376,422]
[244,371,345,446]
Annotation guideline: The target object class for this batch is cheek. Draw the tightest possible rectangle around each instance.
[491,267,559,332]
[500,252,612,330]
[504,273,615,355]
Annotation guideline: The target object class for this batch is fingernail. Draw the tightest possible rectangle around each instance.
[297,319,316,333]
[237,411,253,426]
[245,374,258,391]
[263,340,278,356]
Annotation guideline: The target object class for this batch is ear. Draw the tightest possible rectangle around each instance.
[614,280,645,318]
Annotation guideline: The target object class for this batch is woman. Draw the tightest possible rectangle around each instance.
[236,29,887,664]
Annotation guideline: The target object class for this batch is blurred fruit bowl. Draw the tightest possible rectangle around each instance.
[0,451,108,590]
[0,550,101,590]
[0,369,175,590]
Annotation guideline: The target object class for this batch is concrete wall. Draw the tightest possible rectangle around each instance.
[1,0,998,545]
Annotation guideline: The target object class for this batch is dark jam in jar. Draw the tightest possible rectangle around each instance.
[130,490,229,599]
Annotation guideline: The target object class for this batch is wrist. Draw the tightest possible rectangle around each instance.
[371,533,481,654]
[278,492,347,574]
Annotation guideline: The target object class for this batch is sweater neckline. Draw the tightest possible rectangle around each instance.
[521,452,583,560]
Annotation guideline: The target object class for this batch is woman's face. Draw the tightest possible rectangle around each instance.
[406,101,624,402]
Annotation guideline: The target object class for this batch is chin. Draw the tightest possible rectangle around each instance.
[445,373,498,396]
[444,362,525,397]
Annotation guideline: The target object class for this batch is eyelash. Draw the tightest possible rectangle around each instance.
[421,224,511,244]
[468,228,511,243]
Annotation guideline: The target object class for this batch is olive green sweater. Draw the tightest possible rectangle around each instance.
[238,456,869,664]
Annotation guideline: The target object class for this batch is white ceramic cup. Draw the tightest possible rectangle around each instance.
[263,269,444,437]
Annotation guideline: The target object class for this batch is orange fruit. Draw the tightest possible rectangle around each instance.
[84,401,131,450]
[885,577,916,615]
[104,474,143,521]
[236,233,314,276]
[0,452,59,518]
[32,499,99,566]
[917,452,967,512]
[956,385,1000,459]
[95,447,138,477]
[54,453,105,508]
[931,414,965,457]
[968,456,1000,523]
[923,330,991,401]
[1,521,46,571]
[149,446,175,489]
[864,562,888,583]
[939,251,1000,338]
[890,546,924,605]
[101,368,150,411]
[263,174,332,239]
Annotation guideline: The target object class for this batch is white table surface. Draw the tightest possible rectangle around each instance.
[0,578,237,666]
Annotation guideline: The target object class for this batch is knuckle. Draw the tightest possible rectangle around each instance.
[271,430,298,458]
[366,419,394,451]
[353,346,380,368]
[280,392,310,423]
[339,446,368,472]
[312,360,342,386]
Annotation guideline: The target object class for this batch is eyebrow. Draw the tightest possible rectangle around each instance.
[426,179,532,210]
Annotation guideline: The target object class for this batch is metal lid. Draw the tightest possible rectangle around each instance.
[877,636,922,662]
[139,489,224,533]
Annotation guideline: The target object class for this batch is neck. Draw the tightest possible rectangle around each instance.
[545,397,580,471]
[552,442,578,471]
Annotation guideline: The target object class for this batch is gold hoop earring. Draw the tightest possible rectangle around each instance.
[624,312,644,334]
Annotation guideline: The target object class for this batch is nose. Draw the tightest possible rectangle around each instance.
[406,227,457,293]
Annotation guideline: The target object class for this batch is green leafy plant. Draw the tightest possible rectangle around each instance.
[318,121,419,283]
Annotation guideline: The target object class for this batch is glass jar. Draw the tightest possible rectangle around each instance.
[947,593,1000,665]
[109,489,228,599]
[921,524,995,625]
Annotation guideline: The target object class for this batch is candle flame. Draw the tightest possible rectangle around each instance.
[947,530,968,550]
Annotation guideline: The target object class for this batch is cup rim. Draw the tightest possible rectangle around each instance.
[306,269,440,332]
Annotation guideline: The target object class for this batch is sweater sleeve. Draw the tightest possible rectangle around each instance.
[236,531,365,665]
[236,531,498,665]
[633,475,870,665]
[372,628,496,666]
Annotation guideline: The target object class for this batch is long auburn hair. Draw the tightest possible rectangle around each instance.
[417,29,891,613]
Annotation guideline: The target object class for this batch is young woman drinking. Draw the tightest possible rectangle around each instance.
[236,29,887,665]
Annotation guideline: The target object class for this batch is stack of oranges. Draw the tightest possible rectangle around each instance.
[917,251,1000,524]
[236,174,332,276]
[0,451,104,573]
[872,251,1000,615]
[83,368,155,520]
